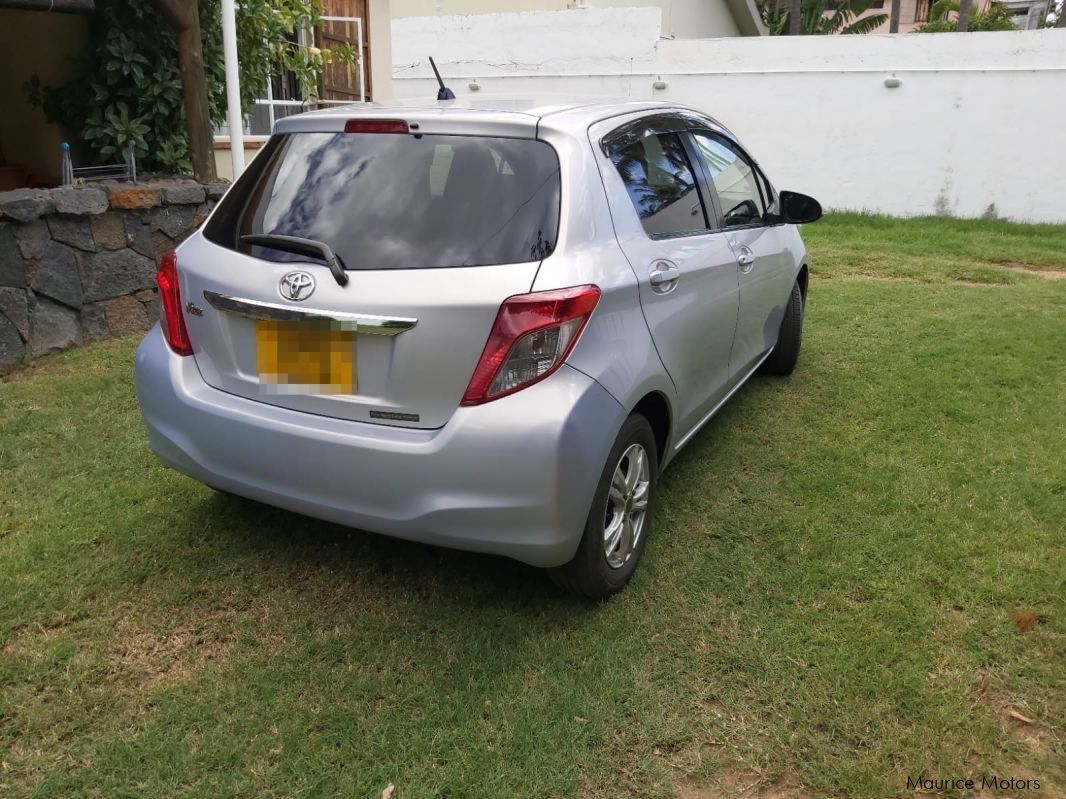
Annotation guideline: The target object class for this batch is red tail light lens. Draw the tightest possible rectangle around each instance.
[344,119,409,134]
[461,285,601,406]
[156,250,193,356]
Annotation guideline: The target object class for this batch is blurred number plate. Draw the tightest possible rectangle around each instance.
[255,319,356,394]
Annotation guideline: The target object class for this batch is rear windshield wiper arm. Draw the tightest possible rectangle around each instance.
[240,234,349,287]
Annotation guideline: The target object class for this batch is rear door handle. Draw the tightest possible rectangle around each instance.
[649,261,680,293]
[736,247,755,272]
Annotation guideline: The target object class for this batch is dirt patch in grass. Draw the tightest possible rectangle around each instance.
[951,278,1013,286]
[834,269,1060,287]
[106,612,237,692]
[2,609,239,699]
[675,767,813,799]
[994,704,1064,794]
[829,273,1014,287]
[843,274,933,284]
[996,262,1066,279]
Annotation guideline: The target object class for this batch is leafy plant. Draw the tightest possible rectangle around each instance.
[90,102,151,161]
[913,0,1017,30]
[26,0,356,174]
[759,0,889,34]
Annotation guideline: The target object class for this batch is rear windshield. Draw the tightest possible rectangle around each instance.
[204,132,561,270]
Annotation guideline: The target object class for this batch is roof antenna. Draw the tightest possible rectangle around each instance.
[428,57,456,101]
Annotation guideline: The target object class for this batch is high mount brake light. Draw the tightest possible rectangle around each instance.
[157,250,193,356]
[461,285,601,406]
[344,119,410,134]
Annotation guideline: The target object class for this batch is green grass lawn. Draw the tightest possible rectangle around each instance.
[1,215,1064,799]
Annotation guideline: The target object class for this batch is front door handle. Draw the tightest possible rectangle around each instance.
[736,247,755,272]
[649,261,680,293]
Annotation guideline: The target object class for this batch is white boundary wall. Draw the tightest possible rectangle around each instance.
[393,9,1066,223]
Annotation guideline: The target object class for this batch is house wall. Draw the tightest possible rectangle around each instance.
[392,0,743,38]
[0,10,90,184]
[392,21,1066,223]
[212,139,268,183]
[850,0,998,34]
[394,7,665,77]
[369,0,395,98]
[853,0,923,33]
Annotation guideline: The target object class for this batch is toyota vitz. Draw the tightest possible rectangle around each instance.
[135,97,822,598]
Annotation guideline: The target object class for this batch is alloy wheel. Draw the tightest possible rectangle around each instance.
[603,443,651,569]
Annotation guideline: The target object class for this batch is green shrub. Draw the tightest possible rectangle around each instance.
[26,0,354,174]
[914,0,1018,31]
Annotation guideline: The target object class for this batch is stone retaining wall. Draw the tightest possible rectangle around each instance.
[0,179,227,374]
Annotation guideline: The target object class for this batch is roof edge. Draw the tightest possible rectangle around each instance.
[0,0,95,12]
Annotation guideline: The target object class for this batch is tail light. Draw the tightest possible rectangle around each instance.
[461,285,601,406]
[156,250,193,356]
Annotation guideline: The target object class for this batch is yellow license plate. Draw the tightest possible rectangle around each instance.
[255,319,356,394]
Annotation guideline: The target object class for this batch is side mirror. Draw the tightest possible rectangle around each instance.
[777,191,822,224]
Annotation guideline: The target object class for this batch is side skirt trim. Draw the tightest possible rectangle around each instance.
[672,347,773,452]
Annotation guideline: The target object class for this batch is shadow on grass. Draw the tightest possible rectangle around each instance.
[155,373,790,619]
[170,486,590,612]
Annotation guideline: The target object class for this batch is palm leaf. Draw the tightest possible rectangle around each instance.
[841,12,889,32]
[758,0,888,33]
[929,0,959,19]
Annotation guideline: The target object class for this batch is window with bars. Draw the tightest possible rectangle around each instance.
[217,10,367,138]
[248,15,365,136]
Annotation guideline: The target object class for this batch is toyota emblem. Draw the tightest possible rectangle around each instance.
[279,271,316,302]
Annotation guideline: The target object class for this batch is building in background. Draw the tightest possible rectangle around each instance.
[847,0,1053,34]
[0,0,393,187]
[0,5,91,188]
[997,0,1054,28]
[216,0,393,179]
[392,0,767,37]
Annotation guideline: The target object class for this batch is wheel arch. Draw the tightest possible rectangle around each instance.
[797,263,809,301]
[630,391,672,469]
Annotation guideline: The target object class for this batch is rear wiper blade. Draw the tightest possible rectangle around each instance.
[240,233,349,287]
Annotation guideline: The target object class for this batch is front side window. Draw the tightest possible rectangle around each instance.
[692,132,766,227]
[204,132,560,270]
[607,131,707,237]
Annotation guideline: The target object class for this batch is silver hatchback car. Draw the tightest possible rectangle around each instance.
[135,97,821,598]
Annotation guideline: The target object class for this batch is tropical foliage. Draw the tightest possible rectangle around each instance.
[914,0,1018,30]
[759,0,889,34]
[26,0,355,174]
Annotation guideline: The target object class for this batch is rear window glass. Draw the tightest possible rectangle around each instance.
[204,132,561,270]
[607,131,707,238]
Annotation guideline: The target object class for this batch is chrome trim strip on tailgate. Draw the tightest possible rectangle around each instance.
[203,291,417,336]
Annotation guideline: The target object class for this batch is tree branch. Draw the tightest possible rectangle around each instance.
[149,0,191,32]
[147,0,217,181]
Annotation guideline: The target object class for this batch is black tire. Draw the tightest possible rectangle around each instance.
[759,280,804,377]
[549,413,659,600]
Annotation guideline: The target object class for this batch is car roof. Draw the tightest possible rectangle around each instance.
[294,94,670,118]
[274,95,724,139]
[389,94,672,119]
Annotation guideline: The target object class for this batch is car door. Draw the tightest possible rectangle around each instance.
[593,116,740,437]
[688,130,793,378]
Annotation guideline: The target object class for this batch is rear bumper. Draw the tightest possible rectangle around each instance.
[134,326,625,567]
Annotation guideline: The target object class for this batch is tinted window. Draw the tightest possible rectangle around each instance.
[608,131,707,237]
[204,132,560,269]
[692,133,766,227]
